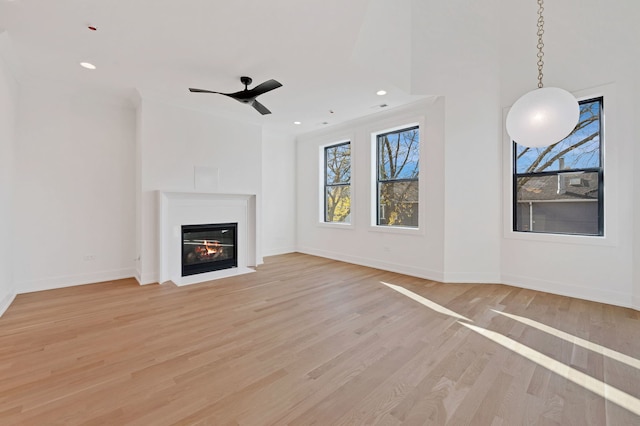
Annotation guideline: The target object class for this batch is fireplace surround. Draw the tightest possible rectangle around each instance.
[158,192,257,286]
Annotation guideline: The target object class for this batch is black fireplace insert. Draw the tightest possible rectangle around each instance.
[182,223,237,276]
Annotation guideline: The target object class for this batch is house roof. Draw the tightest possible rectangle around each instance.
[517,172,599,202]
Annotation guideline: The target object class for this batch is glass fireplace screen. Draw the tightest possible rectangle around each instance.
[181,223,237,276]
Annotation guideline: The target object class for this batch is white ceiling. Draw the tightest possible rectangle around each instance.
[0,0,427,135]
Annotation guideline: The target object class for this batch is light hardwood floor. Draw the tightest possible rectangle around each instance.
[1,253,639,425]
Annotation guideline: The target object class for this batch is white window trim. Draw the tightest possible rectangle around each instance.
[502,83,618,247]
[368,118,426,236]
[318,137,354,229]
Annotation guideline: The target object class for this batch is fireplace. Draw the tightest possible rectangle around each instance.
[182,223,238,277]
[159,192,256,286]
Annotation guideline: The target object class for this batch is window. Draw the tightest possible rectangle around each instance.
[376,126,420,227]
[324,142,351,223]
[513,97,603,236]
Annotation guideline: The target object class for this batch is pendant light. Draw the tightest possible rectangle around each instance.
[505,0,579,148]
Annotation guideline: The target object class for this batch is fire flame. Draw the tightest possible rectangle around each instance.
[203,240,220,255]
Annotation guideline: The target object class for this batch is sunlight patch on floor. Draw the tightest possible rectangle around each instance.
[492,309,640,371]
[460,322,640,417]
[380,281,472,322]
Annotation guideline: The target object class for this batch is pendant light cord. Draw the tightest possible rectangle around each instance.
[537,0,545,88]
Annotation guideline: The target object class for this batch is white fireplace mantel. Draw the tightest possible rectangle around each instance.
[158,191,257,286]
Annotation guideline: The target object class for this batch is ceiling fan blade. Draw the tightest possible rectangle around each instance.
[224,80,282,101]
[252,99,272,115]
[189,78,281,115]
[189,88,223,94]
[245,79,282,97]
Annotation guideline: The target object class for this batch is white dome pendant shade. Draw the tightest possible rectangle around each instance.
[506,87,580,148]
[506,0,580,148]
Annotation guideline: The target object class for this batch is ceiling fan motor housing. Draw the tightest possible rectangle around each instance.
[240,77,254,102]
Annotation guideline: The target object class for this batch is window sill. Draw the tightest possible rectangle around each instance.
[368,225,423,236]
[504,229,616,247]
[317,222,354,230]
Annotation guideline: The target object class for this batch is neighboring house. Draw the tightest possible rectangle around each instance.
[516,172,599,235]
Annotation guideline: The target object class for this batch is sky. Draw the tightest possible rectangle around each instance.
[516,99,601,174]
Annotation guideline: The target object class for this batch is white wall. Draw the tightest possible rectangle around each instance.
[499,0,639,308]
[136,99,263,284]
[296,0,504,286]
[134,95,143,283]
[411,0,502,283]
[635,79,640,310]
[296,98,446,280]
[262,130,296,256]
[297,0,639,310]
[12,82,136,293]
[0,32,18,315]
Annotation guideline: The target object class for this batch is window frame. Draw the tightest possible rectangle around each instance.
[374,124,420,229]
[512,96,604,237]
[323,141,352,224]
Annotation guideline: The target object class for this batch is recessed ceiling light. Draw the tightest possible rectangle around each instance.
[294,121,301,125]
[376,90,387,96]
[80,62,96,70]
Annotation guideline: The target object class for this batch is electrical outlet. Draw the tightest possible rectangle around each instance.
[83,254,96,261]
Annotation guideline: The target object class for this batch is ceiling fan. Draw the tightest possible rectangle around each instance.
[189,76,283,115]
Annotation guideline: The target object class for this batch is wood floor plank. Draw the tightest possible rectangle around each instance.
[0,253,638,425]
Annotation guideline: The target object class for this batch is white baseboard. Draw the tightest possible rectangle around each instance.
[297,246,445,282]
[633,294,640,311]
[0,291,16,317]
[443,271,501,284]
[262,246,296,257]
[135,272,159,286]
[502,273,634,310]
[294,248,638,311]
[16,268,136,294]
